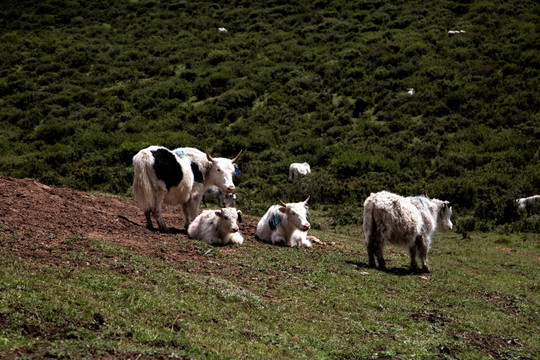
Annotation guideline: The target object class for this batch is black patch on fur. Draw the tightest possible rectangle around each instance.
[151,148,183,190]
[191,161,204,183]
[269,213,281,231]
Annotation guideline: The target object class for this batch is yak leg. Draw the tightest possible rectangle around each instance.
[366,238,377,268]
[181,203,191,229]
[416,236,430,273]
[149,187,169,233]
[366,235,386,269]
[271,231,286,246]
[367,238,386,269]
[152,204,168,233]
[144,210,154,230]
[144,209,154,230]
[376,243,386,270]
[409,241,419,270]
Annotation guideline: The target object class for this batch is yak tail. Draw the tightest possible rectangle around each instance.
[362,198,376,246]
[132,151,155,212]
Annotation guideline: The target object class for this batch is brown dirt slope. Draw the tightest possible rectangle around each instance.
[0,175,259,269]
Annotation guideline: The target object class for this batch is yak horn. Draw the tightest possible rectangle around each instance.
[232,149,243,163]
[304,195,310,204]
[278,198,287,207]
[205,149,214,162]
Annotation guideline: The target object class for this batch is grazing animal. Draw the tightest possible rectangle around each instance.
[132,145,195,232]
[289,162,311,181]
[363,191,453,272]
[516,195,540,214]
[203,186,237,207]
[257,197,312,247]
[188,208,243,245]
[172,147,242,225]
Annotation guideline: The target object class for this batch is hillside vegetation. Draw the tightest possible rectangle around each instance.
[0,0,539,230]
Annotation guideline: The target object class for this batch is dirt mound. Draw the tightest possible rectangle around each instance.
[0,176,259,269]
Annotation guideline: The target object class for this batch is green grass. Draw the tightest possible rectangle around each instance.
[1,226,538,359]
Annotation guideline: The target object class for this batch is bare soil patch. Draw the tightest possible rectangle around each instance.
[0,176,259,271]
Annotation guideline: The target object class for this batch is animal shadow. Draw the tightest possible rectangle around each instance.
[346,260,422,276]
[148,226,186,235]
[117,215,186,234]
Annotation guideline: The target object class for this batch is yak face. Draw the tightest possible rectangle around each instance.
[278,197,311,232]
[206,150,242,194]
[215,207,242,234]
[207,158,236,193]
[437,201,453,232]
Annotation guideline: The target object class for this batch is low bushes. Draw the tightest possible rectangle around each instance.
[0,0,538,232]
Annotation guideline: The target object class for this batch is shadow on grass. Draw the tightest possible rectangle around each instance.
[346,260,422,276]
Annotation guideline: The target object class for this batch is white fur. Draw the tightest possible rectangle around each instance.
[257,198,311,247]
[172,147,241,224]
[363,191,453,272]
[132,146,194,232]
[188,208,244,245]
[288,162,311,181]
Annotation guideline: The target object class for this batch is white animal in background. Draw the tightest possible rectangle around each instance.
[172,147,242,226]
[516,195,540,214]
[363,191,453,273]
[218,27,228,33]
[448,30,466,35]
[132,146,195,232]
[407,88,415,95]
[203,186,237,207]
[257,197,312,247]
[289,162,311,181]
[188,208,244,245]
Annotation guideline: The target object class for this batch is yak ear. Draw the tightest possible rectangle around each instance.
[237,210,243,223]
[215,210,222,217]
[278,206,287,214]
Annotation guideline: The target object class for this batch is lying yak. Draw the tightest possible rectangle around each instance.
[257,197,312,247]
[188,207,244,245]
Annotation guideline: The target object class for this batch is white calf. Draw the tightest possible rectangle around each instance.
[257,197,311,247]
[188,208,244,245]
[363,191,453,272]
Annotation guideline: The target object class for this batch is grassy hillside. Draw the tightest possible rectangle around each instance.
[0,0,539,230]
[1,216,539,359]
[0,175,538,359]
